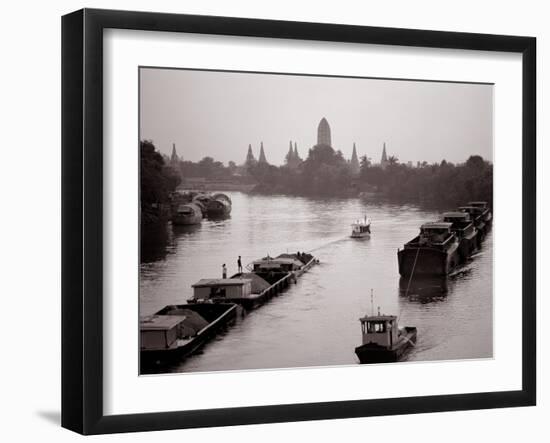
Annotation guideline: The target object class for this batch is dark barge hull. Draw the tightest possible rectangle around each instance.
[355,328,417,364]
[140,303,238,372]
[398,247,459,276]
[457,233,478,262]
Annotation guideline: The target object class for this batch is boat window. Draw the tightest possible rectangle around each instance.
[367,322,386,333]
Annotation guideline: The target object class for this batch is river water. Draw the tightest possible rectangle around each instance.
[140,192,493,373]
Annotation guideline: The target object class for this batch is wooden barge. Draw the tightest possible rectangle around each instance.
[398,222,460,276]
[140,302,239,371]
[398,201,491,277]
[188,253,317,310]
[172,202,203,226]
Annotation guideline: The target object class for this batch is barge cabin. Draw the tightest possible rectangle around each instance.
[398,222,460,276]
[468,201,492,224]
[459,205,488,241]
[441,211,478,259]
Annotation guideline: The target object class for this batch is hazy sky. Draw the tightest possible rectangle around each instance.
[140,68,493,166]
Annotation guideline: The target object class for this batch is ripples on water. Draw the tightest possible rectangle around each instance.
[140,192,493,373]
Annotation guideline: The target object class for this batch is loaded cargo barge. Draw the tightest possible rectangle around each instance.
[140,302,239,372]
[398,201,492,277]
[140,252,318,369]
[398,222,460,276]
[188,252,318,310]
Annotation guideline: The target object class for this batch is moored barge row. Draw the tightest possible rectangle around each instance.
[140,251,317,368]
[169,190,233,222]
[398,222,460,276]
[140,302,239,371]
[398,202,491,277]
[188,252,317,310]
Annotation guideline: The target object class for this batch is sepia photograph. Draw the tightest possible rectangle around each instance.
[139,67,493,375]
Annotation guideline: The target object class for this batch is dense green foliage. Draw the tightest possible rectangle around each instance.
[357,154,493,207]
[251,145,492,207]
[146,139,492,209]
[140,140,181,224]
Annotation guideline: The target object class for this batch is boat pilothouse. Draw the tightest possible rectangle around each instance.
[351,216,371,238]
[354,310,417,363]
[441,212,478,261]
[398,222,460,276]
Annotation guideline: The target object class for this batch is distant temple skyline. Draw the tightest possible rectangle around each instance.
[165,118,396,172]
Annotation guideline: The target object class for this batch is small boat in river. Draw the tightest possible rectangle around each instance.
[140,302,239,370]
[351,216,371,238]
[398,222,460,276]
[192,193,213,212]
[355,311,417,364]
[441,212,478,262]
[172,202,203,225]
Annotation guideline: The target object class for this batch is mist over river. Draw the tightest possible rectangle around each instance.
[140,192,493,373]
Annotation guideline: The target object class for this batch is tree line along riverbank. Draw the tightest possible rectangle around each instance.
[140,140,492,225]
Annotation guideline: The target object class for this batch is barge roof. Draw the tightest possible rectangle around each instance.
[252,257,303,266]
[192,278,252,287]
[421,222,453,229]
[140,315,184,331]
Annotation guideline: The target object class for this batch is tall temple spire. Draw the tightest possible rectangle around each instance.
[245,143,256,167]
[294,142,300,160]
[380,142,389,170]
[317,117,332,147]
[286,141,294,165]
[258,141,268,164]
[170,143,178,164]
[350,142,360,175]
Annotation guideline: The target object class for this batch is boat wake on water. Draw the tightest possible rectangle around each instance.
[307,235,350,253]
[449,267,473,279]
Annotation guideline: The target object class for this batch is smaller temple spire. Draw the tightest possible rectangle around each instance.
[245,143,257,167]
[258,142,268,164]
[294,142,300,160]
[350,142,360,175]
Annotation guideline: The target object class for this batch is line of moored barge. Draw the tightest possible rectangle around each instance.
[398,201,492,277]
[140,252,318,370]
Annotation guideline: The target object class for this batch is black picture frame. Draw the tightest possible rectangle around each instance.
[62,8,536,435]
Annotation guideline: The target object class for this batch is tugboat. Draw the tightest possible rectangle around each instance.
[351,216,371,238]
[441,212,478,262]
[398,222,460,276]
[355,307,417,364]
